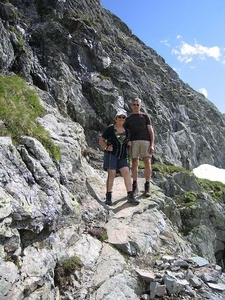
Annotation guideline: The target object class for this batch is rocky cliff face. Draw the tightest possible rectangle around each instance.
[1,0,225,169]
[0,0,225,299]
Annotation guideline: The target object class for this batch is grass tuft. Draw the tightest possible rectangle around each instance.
[0,75,60,160]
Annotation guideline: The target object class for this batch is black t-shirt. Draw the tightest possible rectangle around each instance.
[124,113,151,141]
[102,125,129,159]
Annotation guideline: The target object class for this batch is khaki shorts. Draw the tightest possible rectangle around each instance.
[130,140,151,159]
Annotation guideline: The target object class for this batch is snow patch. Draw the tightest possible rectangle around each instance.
[192,164,225,184]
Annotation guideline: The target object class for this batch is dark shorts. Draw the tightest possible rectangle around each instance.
[103,152,128,171]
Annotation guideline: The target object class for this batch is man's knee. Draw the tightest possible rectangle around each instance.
[132,158,139,166]
[143,158,151,166]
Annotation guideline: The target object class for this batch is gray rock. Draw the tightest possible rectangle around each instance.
[189,256,209,267]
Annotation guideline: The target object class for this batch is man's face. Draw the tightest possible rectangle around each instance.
[131,101,141,113]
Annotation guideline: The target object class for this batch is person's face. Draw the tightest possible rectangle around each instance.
[116,115,126,123]
[131,101,141,113]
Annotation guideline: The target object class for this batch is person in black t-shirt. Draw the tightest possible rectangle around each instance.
[124,98,155,197]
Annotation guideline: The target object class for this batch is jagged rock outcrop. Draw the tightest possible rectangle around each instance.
[0,0,225,169]
[0,0,225,299]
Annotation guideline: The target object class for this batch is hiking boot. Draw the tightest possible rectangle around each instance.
[105,192,112,206]
[127,191,140,205]
[144,182,151,197]
[132,181,139,194]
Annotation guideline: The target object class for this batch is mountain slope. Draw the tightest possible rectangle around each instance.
[0,0,224,169]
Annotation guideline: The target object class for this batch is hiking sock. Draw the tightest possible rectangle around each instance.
[105,192,112,205]
[144,182,151,197]
[132,180,138,194]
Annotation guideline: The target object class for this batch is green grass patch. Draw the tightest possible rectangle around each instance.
[0,75,60,160]
[152,163,187,175]
[54,256,83,290]
[60,256,82,273]
[197,178,225,201]
[175,191,199,208]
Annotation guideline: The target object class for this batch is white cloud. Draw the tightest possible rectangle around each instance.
[172,40,221,64]
[199,88,208,98]
[160,39,170,47]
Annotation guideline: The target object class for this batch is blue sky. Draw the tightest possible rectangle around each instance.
[101,0,225,114]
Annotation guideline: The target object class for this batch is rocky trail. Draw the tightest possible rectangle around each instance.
[88,170,156,208]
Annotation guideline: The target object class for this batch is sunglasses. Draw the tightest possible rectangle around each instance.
[132,103,140,106]
[117,116,126,119]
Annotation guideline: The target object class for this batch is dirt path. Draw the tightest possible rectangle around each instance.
[87,171,148,209]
